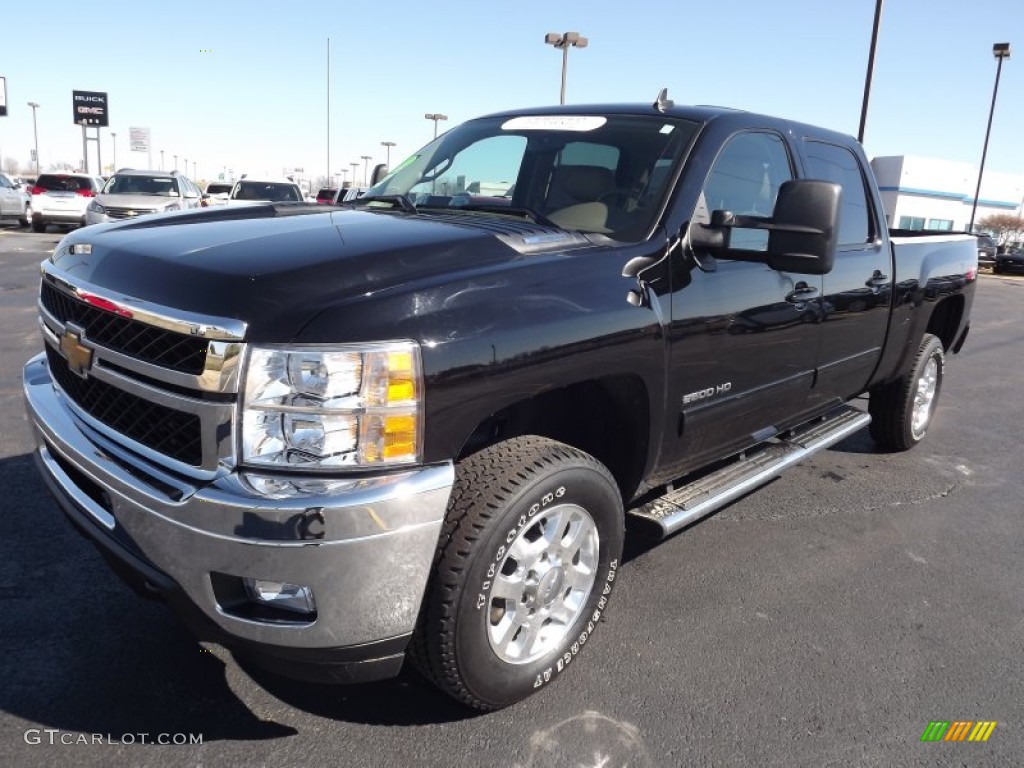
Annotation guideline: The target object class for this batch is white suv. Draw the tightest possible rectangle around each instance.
[0,172,31,227]
[86,169,203,225]
[30,172,106,232]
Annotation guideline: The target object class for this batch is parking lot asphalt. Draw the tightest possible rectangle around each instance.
[0,225,1021,767]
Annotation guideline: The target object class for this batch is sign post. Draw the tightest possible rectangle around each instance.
[72,90,109,174]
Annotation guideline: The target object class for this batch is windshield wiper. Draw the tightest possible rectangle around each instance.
[426,204,562,229]
[349,194,417,213]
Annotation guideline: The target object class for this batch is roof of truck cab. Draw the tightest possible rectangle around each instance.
[477,102,860,148]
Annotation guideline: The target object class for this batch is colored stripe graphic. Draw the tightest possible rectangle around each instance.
[921,720,997,742]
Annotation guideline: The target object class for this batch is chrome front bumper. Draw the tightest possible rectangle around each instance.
[23,352,453,653]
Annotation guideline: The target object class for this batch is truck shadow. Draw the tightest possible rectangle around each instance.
[0,452,472,740]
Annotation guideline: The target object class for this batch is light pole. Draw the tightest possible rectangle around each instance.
[381,140,395,168]
[544,31,588,105]
[193,161,197,179]
[968,42,1011,233]
[360,154,372,185]
[424,113,447,139]
[857,0,884,143]
[350,162,360,187]
[27,102,41,175]
[183,157,188,176]
[174,154,178,171]
[160,149,164,171]
[111,131,117,172]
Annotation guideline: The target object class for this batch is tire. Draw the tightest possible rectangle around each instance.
[412,435,624,710]
[31,217,46,233]
[869,333,944,451]
[993,264,1005,274]
[19,204,32,228]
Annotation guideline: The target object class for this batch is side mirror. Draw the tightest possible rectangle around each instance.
[371,163,389,185]
[692,179,840,275]
[765,179,840,275]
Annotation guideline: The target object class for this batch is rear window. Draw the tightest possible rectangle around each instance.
[316,188,337,201]
[35,174,95,192]
[231,182,302,202]
[205,183,233,195]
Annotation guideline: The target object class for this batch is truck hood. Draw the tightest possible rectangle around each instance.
[50,205,591,342]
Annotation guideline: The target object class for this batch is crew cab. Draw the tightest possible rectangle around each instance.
[23,93,976,711]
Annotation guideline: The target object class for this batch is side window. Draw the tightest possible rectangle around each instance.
[695,132,794,252]
[803,142,872,247]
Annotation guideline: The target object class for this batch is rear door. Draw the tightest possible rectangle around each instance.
[0,174,16,216]
[802,140,892,404]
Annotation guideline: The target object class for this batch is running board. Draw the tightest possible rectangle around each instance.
[628,405,871,537]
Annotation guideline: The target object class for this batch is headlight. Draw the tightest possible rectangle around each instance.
[163,203,181,212]
[240,341,422,469]
[87,200,105,214]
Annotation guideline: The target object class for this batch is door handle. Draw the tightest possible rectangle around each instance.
[865,271,889,287]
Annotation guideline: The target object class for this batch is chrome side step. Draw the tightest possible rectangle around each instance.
[627,405,871,537]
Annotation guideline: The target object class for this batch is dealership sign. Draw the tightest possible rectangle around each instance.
[129,127,150,152]
[72,90,109,126]
[0,76,7,117]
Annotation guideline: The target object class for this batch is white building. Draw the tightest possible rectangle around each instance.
[870,155,1024,233]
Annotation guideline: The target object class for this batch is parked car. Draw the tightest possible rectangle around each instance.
[315,187,338,204]
[85,169,203,225]
[975,234,998,267]
[24,97,977,711]
[227,177,304,204]
[204,181,233,206]
[30,172,105,232]
[0,172,32,227]
[334,186,368,203]
[993,248,1024,274]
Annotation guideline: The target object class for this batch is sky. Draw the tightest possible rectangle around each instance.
[1,0,1021,188]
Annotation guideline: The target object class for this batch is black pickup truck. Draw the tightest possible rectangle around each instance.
[23,94,977,711]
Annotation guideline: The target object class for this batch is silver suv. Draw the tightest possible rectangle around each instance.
[86,169,203,225]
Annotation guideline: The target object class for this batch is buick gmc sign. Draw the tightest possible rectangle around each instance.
[72,90,109,126]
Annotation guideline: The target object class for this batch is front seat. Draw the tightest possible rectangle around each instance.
[545,165,619,232]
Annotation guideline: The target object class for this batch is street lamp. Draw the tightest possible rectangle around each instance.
[969,42,1011,233]
[350,161,360,187]
[544,31,588,105]
[160,149,164,171]
[193,161,197,179]
[111,131,117,172]
[183,157,188,176]
[360,154,372,185]
[27,102,41,175]
[381,140,396,168]
[174,154,178,171]
[424,113,447,139]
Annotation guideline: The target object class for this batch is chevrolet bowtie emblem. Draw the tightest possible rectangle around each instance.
[59,328,94,378]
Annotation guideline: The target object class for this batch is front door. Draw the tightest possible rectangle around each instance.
[659,130,822,478]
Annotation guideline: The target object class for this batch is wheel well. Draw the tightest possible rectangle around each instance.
[926,295,964,352]
[457,376,650,503]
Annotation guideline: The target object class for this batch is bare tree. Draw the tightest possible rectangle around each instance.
[978,213,1024,247]
[2,157,19,175]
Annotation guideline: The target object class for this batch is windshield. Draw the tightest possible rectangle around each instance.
[363,113,700,240]
[206,183,232,195]
[103,175,179,196]
[231,181,302,202]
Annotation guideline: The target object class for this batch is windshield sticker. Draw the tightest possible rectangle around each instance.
[659,125,675,134]
[501,116,607,132]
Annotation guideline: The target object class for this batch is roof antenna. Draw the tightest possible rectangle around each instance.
[653,88,674,113]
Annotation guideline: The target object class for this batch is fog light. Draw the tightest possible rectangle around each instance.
[243,578,317,615]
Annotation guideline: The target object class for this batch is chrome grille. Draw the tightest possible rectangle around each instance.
[38,262,246,476]
[41,281,210,375]
[45,344,203,465]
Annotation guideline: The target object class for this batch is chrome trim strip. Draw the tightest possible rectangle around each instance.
[41,259,248,341]
[38,443,116,529]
